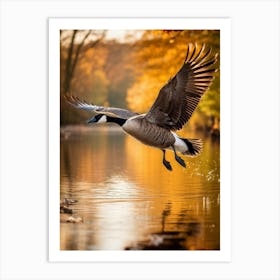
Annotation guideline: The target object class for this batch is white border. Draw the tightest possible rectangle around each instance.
[49,18,231,262]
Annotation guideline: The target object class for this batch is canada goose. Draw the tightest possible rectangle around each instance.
[65,43,218,171]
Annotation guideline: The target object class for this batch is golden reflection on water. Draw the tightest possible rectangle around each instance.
[60,125,220,250]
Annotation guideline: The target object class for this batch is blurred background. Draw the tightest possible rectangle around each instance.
[60,30,220,251]
[60,29,220,134]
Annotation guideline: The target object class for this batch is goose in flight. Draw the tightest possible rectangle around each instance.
[65,43,218,171]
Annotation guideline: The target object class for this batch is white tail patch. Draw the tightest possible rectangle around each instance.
[169,132,188,153]
[169,132,203,156]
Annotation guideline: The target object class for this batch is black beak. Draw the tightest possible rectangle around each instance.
[87,116,97,123]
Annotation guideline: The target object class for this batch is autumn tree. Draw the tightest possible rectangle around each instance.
[60,35,136,124]
[60,30,106,124]
[60,30,105,95]
[104,41,135,109]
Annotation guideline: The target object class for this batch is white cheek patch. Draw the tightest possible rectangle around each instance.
[97,115,107,123]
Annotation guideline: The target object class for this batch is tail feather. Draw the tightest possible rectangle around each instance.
[181,138,203,156]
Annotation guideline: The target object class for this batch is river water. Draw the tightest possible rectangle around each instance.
[60,125,220,250]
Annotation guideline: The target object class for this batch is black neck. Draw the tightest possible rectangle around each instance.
[107,116,126,126]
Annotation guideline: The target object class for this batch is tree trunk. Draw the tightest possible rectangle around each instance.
[63,30,77,95]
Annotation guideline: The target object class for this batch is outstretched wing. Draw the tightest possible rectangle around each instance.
[145,44,218,130]
[64,95,138,119]
[65,95,104,111]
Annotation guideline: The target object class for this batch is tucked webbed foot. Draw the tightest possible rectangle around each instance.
[175,154,186,168]
[163,159,172,171]
[162,149,173,171]
[172,146,186,168]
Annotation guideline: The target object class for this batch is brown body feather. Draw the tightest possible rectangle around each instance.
[123,115,175,149]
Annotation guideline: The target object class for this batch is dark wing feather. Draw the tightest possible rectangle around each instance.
[64,95,138,119]
[145,43,218,130]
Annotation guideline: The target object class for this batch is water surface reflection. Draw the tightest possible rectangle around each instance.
[60,125,220,250]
